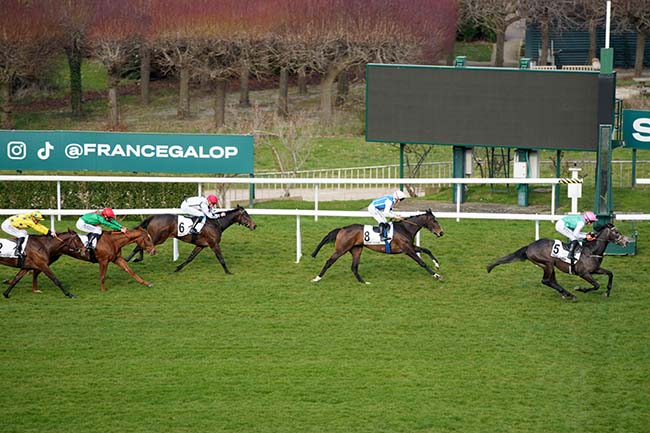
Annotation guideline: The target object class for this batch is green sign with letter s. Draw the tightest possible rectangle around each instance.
[623,110,650,149]
[0,130,254,174]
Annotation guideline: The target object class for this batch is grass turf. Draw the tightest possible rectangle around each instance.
[1,216,648,433]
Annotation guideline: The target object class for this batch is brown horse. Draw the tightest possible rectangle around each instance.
[5,227,156,293]
[486,224,630,300]
[125,205,257,274]
[311,209,444,284]
[1,229,87,299]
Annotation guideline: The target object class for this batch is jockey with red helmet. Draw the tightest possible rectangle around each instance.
[555,211,597,268]
[76,207,127,248]
[180,194,220,234]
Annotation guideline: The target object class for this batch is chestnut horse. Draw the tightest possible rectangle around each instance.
[5,227,156,293]
[311,209,444,284]
[486,224,630,300]
[1,229,87,299]
[125,205,257,274]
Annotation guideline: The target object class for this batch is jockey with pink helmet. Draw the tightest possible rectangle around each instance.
[180,194,220,234]
[555,210,598,267]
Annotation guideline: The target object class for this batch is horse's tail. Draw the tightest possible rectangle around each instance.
[311,228,341,258]
[486,246,528,273]
[136,215,156,230]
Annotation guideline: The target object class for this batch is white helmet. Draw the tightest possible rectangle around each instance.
[393,190,406,201]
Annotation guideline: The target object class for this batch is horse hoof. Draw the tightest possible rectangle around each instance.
[3,279,9,285]
[133,258,142,263]
[365,281,370,285]
[146,283,153,288]
[434,274,443,281]
[311,276,322,283]
[563,295,577,302]
[33,290,42,294]
[66,293,76,299]
[3,293,9,299]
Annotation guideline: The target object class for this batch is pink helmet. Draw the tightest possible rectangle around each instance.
[101,208,116,219]
[207,194,219,205]
[583,211,597,223]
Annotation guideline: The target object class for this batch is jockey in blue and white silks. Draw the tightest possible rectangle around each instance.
[555,211,597,266]
[368,190,406,240]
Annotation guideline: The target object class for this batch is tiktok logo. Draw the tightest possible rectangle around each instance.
[37,141,54,160]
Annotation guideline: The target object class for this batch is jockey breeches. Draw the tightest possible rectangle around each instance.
[1,219,27,238]
[76,218,102,235]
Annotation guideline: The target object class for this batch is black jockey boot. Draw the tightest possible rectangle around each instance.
[568,240,579,273]
[14,237,25,258]
[86,232,98,249]
[379,222,388,241]
[189,217,200,234]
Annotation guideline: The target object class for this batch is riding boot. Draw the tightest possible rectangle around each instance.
[86,233,98,249]
[14,237,25,258]
[568,240,578,273]
[379,223,388,241]
[190,216,203,235]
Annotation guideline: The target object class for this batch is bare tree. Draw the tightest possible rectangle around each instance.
[519,0,574,65]
[0,1,59,128]
[566,0,607,64]
[460,0,520,67]
[617,0,650,77]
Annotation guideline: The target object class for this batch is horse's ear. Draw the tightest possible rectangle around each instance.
[68,228,75,234]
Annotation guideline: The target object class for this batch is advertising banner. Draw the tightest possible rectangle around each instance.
[0,130,254,174]
[623,110,650,149]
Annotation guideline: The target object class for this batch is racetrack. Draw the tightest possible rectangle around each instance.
[1,216,648,433]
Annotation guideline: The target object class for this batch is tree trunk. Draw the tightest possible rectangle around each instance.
[107,74,120,128]
[446,48,455,66]
[213,78,226,129]
[1,80,13,129]
[495,27,505,67]
[588,20,597,64]
[178,64,190,119]
[539,17,550,66]
[320,64,345,125]
[140,44,151,105]
[297,66,308,95]
[277,67,289,118]
[335,69,349,107]
[634,31,646,78]
[65,40,83,117]
[239,65,250,107]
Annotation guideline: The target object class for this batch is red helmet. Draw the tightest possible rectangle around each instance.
[207,194,219,205]
[101,208,116,219]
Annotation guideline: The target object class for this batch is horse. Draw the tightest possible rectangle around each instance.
[310,209,444,284]
[125,205,257,274]
[1,229,87,299]
[486,224,630,300]
[4,227,156,294]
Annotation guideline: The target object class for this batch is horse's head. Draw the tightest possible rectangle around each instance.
[235,205,257,231]
[133,227,157,256]
[62,229,88,257]
[595,224,629,247]
[424,209,444,237]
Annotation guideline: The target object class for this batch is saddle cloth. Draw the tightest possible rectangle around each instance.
[363,223,394,245]
[550,240,582,263]
[0,236,29,258]
[77,233,100,249]
[177,215,206,237]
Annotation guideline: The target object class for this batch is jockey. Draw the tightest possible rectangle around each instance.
[367,190,406,241]
[180,194,220,234]
[76,208,127,248]
[555,211,597,266]
[1,211,59,257]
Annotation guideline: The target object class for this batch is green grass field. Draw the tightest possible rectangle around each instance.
[1,215,649,433]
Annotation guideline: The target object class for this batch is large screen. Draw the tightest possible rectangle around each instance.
[366,64,615,151]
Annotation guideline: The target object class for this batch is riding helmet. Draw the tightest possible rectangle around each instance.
[207,194,219,205]
[583,211,597,223]
[101,208,116,219]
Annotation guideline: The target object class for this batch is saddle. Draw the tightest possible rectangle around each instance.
[551,240,583,263]
[0,236,29,259]
[363,223,394,245]
[178,215,206,236]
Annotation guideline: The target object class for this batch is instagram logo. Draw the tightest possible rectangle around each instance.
[7,141,27,160]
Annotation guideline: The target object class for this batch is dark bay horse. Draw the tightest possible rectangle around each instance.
[311,209,444,284]
[486,224,630,300]
[1,229,87,299]
[5,227,156,293]
[125,205,257,273]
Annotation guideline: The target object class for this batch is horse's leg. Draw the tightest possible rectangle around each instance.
[4,268,29,286]
[349,246,367,284]
[414,246,440,270]
[576,268,613,297]
[30,269,42,293]
[125,245,143,263]
[404,249,443,280]
[174,245,205,273]
[38,266,75,299]
[540,265,575,301]
[112,257,153,288]
[208,243,232,275]
[3,269,30,298]
[311,250,346,282]
[98,260,109,292]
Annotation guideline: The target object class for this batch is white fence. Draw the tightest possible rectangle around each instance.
[2,174,649,263]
